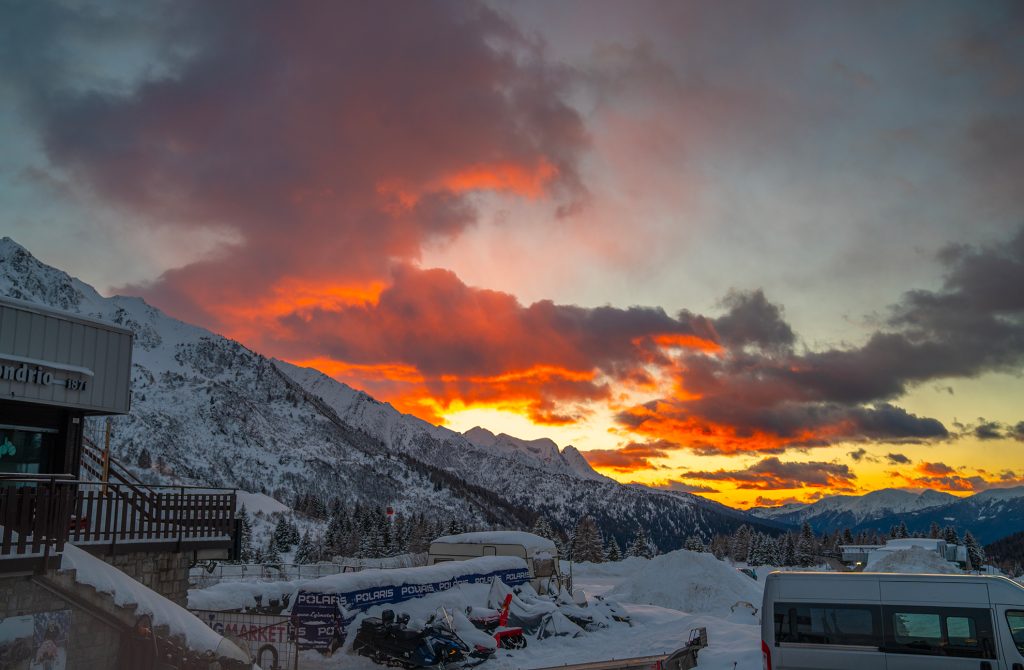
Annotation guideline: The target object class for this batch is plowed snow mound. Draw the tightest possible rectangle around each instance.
[865,546,962,574]
[606,550,763,618]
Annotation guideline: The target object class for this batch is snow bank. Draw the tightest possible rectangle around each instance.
[865,546,962,574]
[607,550,763,618]
[431,531,556,553]
[60,544,248,661]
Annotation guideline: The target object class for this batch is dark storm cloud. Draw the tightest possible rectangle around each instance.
[684,457,856,490]
[618,228,1024,453]
[848,448,868,462]
[974,420,1005,440]
[886,453,911,465]
[1012,422,1024,442]
[710,289,795,351]
[274,265,717,378]
[583,440,681,473]
[2,1,588,327]
[643,480,719,494]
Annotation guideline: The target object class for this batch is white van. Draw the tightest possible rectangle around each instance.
[761,572,1024,670]
[428,531,562,594]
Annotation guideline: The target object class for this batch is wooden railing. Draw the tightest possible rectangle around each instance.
[0,475,236,566]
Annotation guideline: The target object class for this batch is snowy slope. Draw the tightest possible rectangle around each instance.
[852,486,1024,545]
[0,237,782,549]
[463,427,611,482]
[749,488,958,531]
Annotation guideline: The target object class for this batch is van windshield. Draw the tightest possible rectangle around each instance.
[1008,611,1024,655]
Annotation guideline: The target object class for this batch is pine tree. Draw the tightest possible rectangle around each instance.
[841,528,854,545]
[287,519,301,545]
[264,537,282,564]
[748,532,775,566]
[272,518,292,552]
[294,530,314,564]
[570,517,604,563]
[963,531,985,570]
[137,448,152,470]
[782,534,797,566]
[928,522,942,539]
[684,535,706,552]
[896,520,909,539]
[795,522,816,567]
[605,536,622,561]
[237,504,254,563]
[531,517,557,542]
[730,525,753,562]
[943,526,961,545]
[626,527,655,559]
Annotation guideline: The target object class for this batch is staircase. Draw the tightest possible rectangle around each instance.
[34,562,248,667]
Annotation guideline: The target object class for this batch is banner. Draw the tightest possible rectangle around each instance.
[292,564,531,651]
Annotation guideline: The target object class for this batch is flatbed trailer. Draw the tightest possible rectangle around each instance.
[530,627,707,670]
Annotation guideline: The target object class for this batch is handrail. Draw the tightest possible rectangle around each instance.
[1,476,237,562]
[0,476,236,493]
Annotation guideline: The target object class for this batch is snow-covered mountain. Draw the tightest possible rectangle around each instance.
[0,237,784,549]
[748,488,958,530]
[462,427,611,482]
[850,486,1024,545]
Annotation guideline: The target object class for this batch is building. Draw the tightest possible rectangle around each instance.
[0,296,241,667]
[839,537,971,571]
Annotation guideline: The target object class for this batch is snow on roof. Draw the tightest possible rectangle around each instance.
[60,544,248,661]
[884,538,944,549]
[431,531,556,553]
[865,546,961,574]
[235,490,290,515]
[290,555,528,598]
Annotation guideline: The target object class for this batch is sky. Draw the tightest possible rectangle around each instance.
[2,0,1023,507]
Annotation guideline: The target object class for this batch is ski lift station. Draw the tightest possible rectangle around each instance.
[428,531,563,593]
[0,296,242,667]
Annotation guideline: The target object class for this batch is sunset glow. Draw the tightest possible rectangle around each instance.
[3,0,1023,508]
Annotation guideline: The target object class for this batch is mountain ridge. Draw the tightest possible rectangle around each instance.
[0,236,786,549]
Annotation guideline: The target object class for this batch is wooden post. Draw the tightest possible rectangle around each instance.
[100,418,112,497]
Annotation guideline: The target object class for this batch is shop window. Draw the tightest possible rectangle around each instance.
[0,425,57,475]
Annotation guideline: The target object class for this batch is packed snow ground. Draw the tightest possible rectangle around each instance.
[191,547,971,669]
[240,549,768,670]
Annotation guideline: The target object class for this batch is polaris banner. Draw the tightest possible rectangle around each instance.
[293,563,531,651]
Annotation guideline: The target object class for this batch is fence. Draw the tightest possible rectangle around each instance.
[188,553,429,588]
[0,475,236,567]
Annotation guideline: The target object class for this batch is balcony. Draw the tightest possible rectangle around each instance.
[0,475,236,573]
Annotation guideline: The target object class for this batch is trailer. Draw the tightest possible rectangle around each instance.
[428,531,563,594]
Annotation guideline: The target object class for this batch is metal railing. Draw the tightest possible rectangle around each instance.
[0,475,236,566]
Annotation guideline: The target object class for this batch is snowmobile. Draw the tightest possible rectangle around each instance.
[467,594,528,649]
[353,609,493,668]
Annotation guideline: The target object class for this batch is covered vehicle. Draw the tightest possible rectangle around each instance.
[429,532,563,594]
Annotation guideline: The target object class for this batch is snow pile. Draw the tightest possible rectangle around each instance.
[431,531,556,553]
[60,544,248,661]
[865,546,962,574]
[190,579,310,611]
[607,551,763,618]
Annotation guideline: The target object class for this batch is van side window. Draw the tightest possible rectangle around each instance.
[774,602,881,647]
[1007,611,1024,655]
[883,606,995,659]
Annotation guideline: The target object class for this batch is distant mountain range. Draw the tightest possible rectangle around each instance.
[749,487,1024,544]
[0,237,784,551]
